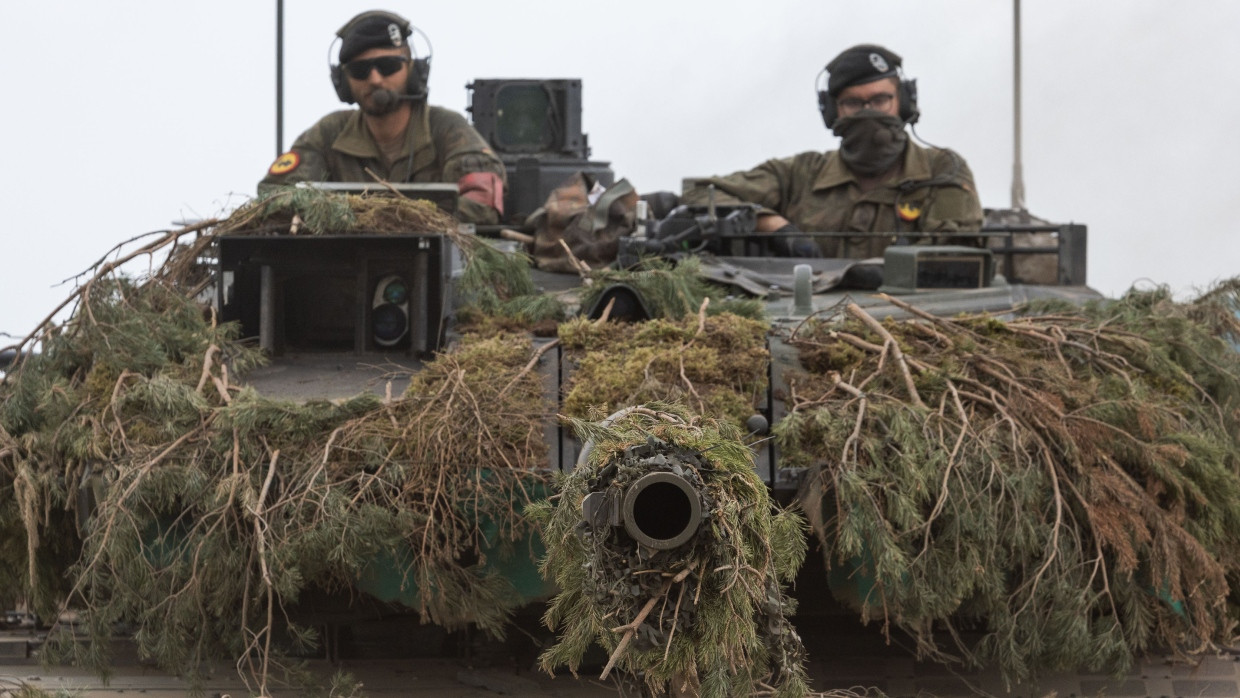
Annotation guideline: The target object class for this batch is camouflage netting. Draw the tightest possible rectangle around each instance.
[777,285,1240,683]
[0,189,558,694]
[532,406,809,698]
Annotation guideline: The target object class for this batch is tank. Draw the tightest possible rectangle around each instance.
[2,78,1239,698]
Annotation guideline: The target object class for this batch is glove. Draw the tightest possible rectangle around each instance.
[769,223,822,258]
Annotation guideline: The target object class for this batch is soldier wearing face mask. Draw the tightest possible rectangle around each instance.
[682,44,983,259]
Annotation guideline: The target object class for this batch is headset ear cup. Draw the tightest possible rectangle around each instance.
[330,64,355,103]
[408,58,430,100]
[899,78,919,125]
[817,90,837,130]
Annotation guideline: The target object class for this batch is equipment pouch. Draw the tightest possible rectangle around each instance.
[529,172,637,273]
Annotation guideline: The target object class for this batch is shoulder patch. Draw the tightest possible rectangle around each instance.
[897,202,922,222]
[268,151,300,176]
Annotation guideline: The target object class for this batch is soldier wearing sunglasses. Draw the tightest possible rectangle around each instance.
[260,11,506,225]
[681,44,982,260]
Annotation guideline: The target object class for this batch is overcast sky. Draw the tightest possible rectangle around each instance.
[3,1,1238,341]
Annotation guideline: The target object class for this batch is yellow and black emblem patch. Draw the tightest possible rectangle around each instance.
[897,202,922,222]
[268,151,300,176]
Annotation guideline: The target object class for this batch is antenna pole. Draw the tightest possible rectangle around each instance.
[1011,0,1026,211]
[276,0,285,157]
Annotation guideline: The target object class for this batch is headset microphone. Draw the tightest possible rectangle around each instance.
[370,89,397,111]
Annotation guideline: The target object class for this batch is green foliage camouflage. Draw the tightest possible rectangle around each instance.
[6,185,1240,694]
[558,309,770,429]
[0,191,555,693]
[454,242,568,336]
[776,285,1240,683]
[532,406,809,697]
[231,185,458,236]
[580,256,766,321]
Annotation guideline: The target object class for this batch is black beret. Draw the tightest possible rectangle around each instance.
[825,44,903,97]
[339,11,412,64]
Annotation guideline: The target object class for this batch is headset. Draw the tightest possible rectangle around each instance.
[816,69,920,130]
[328,10,432,104]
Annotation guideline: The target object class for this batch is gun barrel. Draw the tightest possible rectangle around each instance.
[621,471,702,550]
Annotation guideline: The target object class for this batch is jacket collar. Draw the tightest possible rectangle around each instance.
[330,105,437,175]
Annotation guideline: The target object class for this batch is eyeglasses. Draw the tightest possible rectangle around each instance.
[836,93,895,115]
[344,55,410,80]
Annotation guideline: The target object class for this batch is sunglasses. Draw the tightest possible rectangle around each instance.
[344,55,410,80]
[836,93,896,114]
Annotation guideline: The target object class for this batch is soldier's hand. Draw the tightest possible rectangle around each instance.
[770,223,821,258]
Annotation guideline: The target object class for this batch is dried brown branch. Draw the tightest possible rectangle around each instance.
[498,339,561,400]
[195,345,220,395]
[558,239,593,280]
[364,167,406,197]
[2,220,217,358]
[600,566,694,680]
[500,228,535,245]
[249,449,280,698]
[594,296,617,324]
[845,303,926,409]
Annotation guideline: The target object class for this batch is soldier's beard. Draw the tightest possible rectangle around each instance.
[833,112,908,177]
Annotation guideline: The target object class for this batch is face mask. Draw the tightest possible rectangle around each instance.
[832,112,908,177]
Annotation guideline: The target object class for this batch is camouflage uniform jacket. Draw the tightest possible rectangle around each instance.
[683,140,983,258]
[259,104,506,224]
